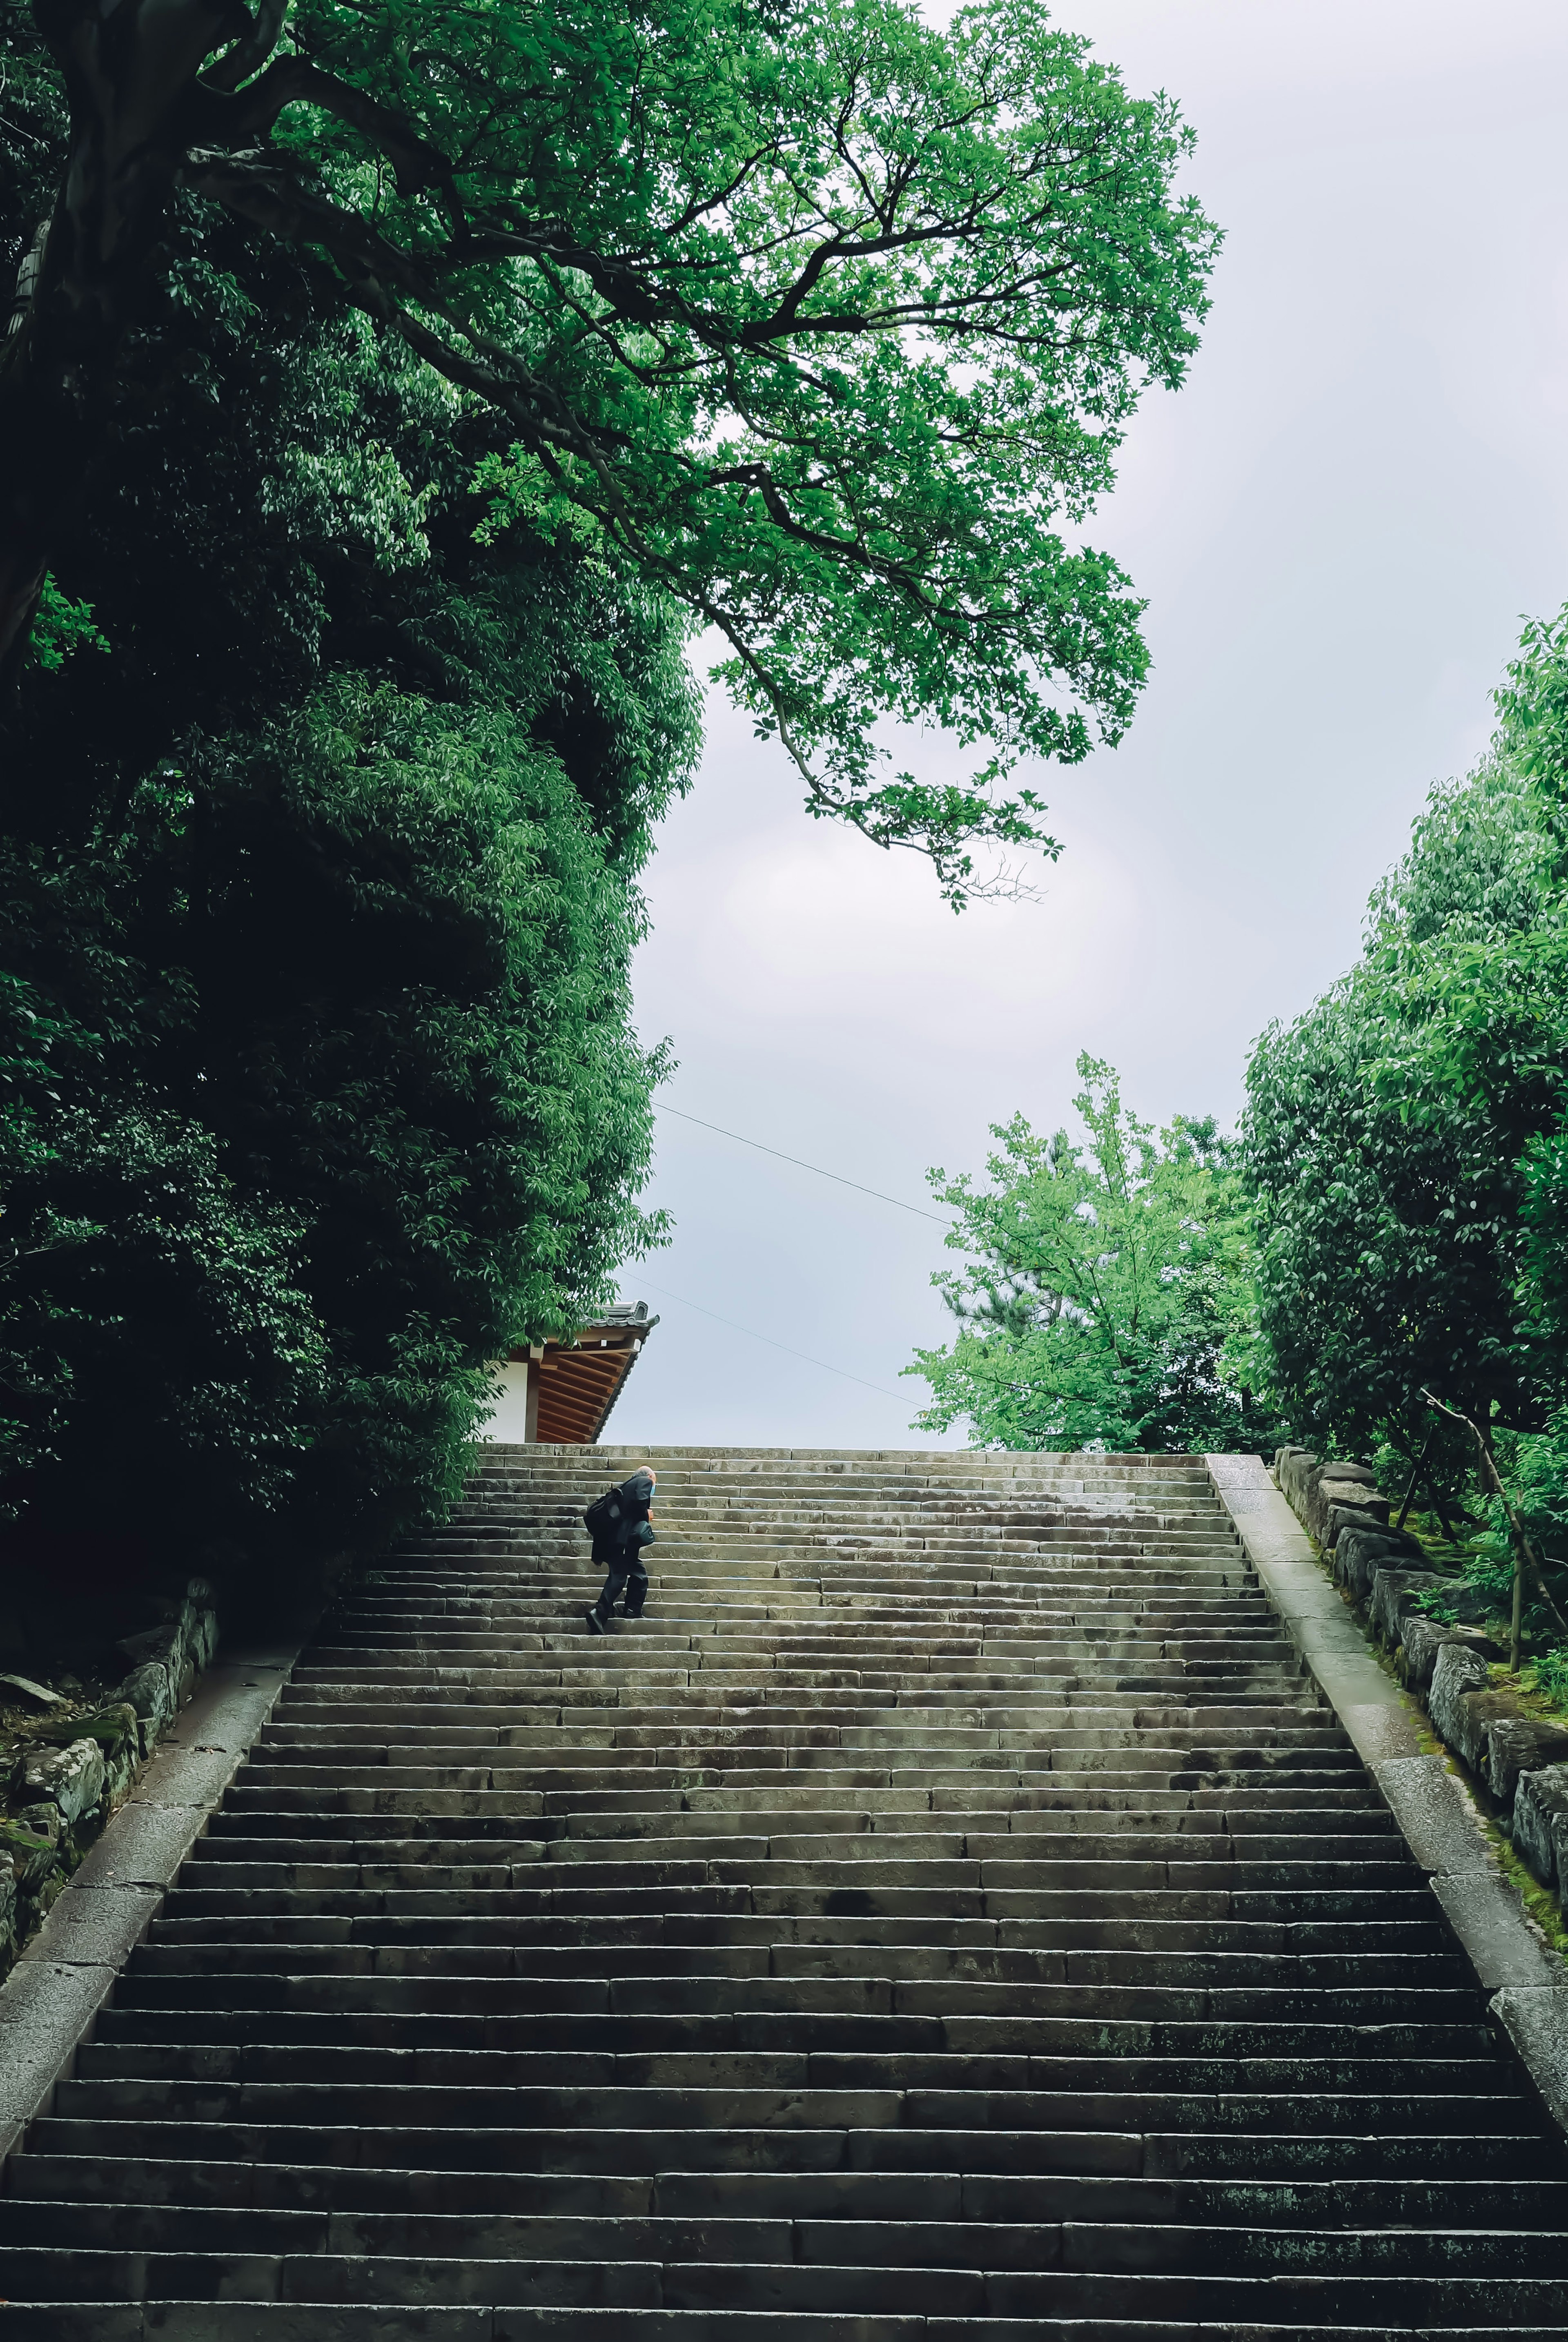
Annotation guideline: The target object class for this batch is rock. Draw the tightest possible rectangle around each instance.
[1429,1642,1492,1761]
[30,1867,66,1921]
[0,1672,64,1708]
[1452,1689,1525,1777]
[1276,1449,1319,1514]
[186,1605,218,1672]
[1335,1527,1392,1600]
[118,1659,175,1727]
[116,1618,181,1671]
[33,1701,140,1758]
[78,1702,138,1756]
[0,1850,15,1939]
[1489,1716,1568,1809]
[0,1817,57,1890]
[1325,1497,1393,1545]
[1401,1614,1468,1692]
[1372,1569,1452,1647]
[1513,1763,1568,1893]
[20,1735,106,1827]
[17,1803,59,1846]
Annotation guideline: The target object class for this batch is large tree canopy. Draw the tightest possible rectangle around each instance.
[1,0,1217,896]
[0,86,697,1582]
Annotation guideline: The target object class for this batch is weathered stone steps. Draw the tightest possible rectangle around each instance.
[4,1443,1564,2334]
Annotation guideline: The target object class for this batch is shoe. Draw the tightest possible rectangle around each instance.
[622,1606,645,1621]
[584,1608,608,1635]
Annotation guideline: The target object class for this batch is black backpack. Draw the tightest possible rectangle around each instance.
[582,1484,627,1539]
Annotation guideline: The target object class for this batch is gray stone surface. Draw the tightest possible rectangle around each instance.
[1374,1753,1492,1876]
[1452,1686,1523,1776]
[68,1798,208,1890]
[122,1660,294,1816]
[1428,1640,1490,1756]
[0,1640,299,2172]
[1488,1715,1568,1809]
[1207,1457,1422,1758]
[0,1955,120,2162]
[1274,1447,1319,1520]
[16,1881,160,1967]
[1513,1762,1568,1892]
[1370,1567,1449,1647]
[1331,1696,1424,1765]
[1325,1496,1392,1545]
[1491,1984,1568,2132]
[20,1736,105,1827]
[148,2310,492,2340]
[1334,1525,1396,1600]
[1211,1452,1568,2135]
[1400,1612,1465,1691]
[118,1658,175,1726]
[1432,1870,1566,1990]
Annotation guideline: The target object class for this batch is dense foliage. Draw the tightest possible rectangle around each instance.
[1243,619,1568,1498]
[1244,609,1568,1664]
[0,27,697,1589]
[909,1054,1280,1453]
[1,0,1218,898]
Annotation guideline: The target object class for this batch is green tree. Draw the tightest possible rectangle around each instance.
[0,672,677,1569]
[1,0,1218,897]
[1243,630,1568,1503]
[0,69,699,1577]
[909,1054,1274,1452]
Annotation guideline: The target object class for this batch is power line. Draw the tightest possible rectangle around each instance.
[658,1103,955,1226]
[633,1275,910,1402]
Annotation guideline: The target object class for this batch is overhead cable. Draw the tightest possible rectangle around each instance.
[659,1103,955,1226]
[633,1276,909,1402]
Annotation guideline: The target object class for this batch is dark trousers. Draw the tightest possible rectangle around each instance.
[592,1542,648,1618]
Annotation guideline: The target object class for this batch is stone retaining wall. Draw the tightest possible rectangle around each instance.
[1274,1447,1568,1922]
[0,1580,219,1972]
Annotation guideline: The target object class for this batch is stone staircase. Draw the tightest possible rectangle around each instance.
[3,1442,1566,2336]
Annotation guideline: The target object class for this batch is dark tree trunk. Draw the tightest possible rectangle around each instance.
[0,0,236,676]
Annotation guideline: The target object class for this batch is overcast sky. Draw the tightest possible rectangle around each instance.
[606,0,1568,1453]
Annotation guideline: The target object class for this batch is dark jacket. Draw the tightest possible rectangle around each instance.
[592,1471,656,1558]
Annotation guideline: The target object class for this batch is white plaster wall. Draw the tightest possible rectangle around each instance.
[480,1359,531,1442]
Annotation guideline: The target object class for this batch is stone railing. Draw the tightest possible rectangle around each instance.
[1274,1447,1568,1918]
[0,1578,219,1970]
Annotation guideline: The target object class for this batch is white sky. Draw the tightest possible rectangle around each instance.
[608,0,1568,1451]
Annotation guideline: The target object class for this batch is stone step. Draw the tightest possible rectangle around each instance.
[90,2005,1495,2055]
[67,2043,1512,2096]
[23,2115,1547,2178]
[16,2151,1564,2227]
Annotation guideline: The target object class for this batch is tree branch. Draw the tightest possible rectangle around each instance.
[200,0,290,95]
[1420,1387,1568,1655]
[221,57,452,196]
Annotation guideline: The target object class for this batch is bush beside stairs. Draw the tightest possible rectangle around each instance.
[1,1444,1565,2336]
